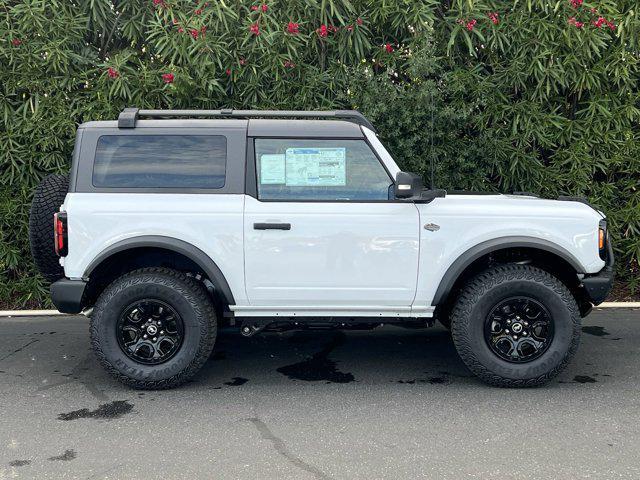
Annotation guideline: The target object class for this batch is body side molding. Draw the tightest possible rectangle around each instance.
[431,236,584,306]
[83,235,235,305]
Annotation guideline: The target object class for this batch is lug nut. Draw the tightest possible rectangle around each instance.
[143,334,148,339]
[523,332,528,336]
[506,320,511,324]
[153,337,157,341]
[505,329,510,334]
[160,330,164,334]
[524,322,529,327]
[513,335,517,340]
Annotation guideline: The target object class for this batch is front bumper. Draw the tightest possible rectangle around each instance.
[50,278,87,314]
[581,238,614,305]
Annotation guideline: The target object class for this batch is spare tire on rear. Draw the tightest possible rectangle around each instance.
[29,174,69,282]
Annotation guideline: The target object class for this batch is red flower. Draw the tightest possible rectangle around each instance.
[593,16,616,30]
[356,17,363,26]
[200,25,207,34]
[568,16,584,28]
[317,24,328,37]
[570,0,583,8]
[384,42,393,53]
[107,67,119,79]
[466,19,477,31]
[189,28,199,39]
[250,5,258,11]
[226,68,231,75]
[250,22,260,35]
[195,8,202,15]
[152,0,164,7]
[487,12,499,25]
[346,25,353,31]
[11,38,22,46]
[261,4,268,12]
[178,27,184,33]
[162,73,174,83]
[287,22,299,34]
[328,25,338,33]
[284,60,295,68]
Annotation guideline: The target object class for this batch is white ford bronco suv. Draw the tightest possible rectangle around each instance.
[29,108,614,389]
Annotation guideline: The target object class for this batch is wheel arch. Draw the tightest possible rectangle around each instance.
[432,236,585,308]
[84,236,235,307]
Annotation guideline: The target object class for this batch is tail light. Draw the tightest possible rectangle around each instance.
[598,219,607,260]
[54,212,68,257]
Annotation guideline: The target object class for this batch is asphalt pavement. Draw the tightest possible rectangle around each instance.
[1,309,639,479]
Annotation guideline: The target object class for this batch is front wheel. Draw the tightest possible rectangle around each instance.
[451,265,581,387]
[90,268,217,389]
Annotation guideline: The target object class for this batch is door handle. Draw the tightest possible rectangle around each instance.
[253,222,291,230]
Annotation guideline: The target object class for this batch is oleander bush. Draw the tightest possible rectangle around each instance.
[1,0,638,307]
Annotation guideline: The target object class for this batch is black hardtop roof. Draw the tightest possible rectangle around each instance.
[116,107,376,132]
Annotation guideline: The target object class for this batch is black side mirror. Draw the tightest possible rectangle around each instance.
[394,171,424,199]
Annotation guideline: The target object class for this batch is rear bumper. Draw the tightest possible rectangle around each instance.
[50,278,87,314]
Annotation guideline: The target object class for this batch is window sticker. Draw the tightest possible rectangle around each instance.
[284,148,346,186]
[260,154,286,184]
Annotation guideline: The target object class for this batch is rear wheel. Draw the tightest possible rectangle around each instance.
[90,268,217,389]
[451,264,580,387]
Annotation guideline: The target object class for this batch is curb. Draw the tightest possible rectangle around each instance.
[0,303,639,317]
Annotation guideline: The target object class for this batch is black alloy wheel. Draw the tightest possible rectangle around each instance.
[117,299,185,365]
[484,297,554,363]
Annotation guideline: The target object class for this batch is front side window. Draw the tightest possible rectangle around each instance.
[255,139,392,201]
[93,135,227,188]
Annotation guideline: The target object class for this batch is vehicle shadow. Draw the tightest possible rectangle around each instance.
[194,325,475,387]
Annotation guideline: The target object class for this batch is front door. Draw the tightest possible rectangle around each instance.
[243,137,419,311]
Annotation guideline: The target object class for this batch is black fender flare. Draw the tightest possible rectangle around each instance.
[431,236,584,306]
[84,235,235,305]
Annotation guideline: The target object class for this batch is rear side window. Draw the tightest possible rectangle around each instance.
[93,135,226,189]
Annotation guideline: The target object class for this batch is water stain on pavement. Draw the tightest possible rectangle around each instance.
[277,332,355,383]
[574,375,597,383]
[8,460,30,467]
[398,376,449,385]
[582,326,609,337]
[57,400,133,421]
[224,377,248,386]
[48,449,76,461]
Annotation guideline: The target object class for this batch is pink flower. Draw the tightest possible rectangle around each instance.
[250,5,258,11]
[107,67,119,79]
[317,24,328,37]
[384,42,393,53]
[346,25,353,31]
[189,29,199,39]
[261,4,268,12]
[570,0,583,8]
[11,38,22,46]
[250,22,260,35]
[568,16,584,28]
[466,19,477,31]
[178,27,184,33]
[172,18,179,25]
[239,57,247,65]
[153,0,164,6]
[487,12,499,25]
[356,17,363,26]
[226,68,231,75]
[195,8,202,15]
[162,73,174,83]
[284,60,295,68]
[328,25,338,33]
[287,22,299,34]
[200,25,207,34]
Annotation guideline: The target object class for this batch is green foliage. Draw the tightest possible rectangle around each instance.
[0,0,638,307]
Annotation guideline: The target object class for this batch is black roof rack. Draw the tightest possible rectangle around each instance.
[117,107,376,132]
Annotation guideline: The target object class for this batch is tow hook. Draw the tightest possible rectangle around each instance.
[240,323,267,337]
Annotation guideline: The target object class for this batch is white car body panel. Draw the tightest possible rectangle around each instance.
[61,127,605,319]
[241,196,420,310]
[61,193,248,305]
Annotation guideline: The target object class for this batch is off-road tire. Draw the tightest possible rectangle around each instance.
[451,264,581,387]
[90,268,217,389]
[29,174,69,282]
